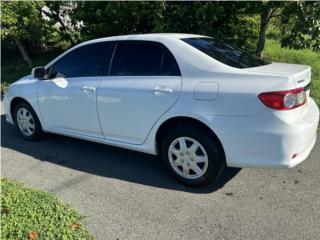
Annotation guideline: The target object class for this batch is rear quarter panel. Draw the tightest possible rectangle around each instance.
[172,71,294,117]
[162,38,295,117]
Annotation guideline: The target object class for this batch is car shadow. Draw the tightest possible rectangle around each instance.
[1,114,240,193]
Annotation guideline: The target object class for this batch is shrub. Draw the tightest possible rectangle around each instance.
[1,178,94,240]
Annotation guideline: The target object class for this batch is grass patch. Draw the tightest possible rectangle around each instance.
[1,178,94,240]
[265,39,320,107]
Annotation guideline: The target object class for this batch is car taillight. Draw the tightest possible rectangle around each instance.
[258,88,306,110]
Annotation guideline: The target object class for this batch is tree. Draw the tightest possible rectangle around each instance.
[71,1,258,51]
[280,1,320,51]
[2,0,318,65]
[70,1,165,39]
[255,4,281,58]
[156,2,258,50]
[241,1,284,58]
[246,1,319,58]
[43,1,77,46]
[1,1,47,68]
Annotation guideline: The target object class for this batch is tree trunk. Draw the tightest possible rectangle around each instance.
[14,38,33,69]
[256,13,269,59]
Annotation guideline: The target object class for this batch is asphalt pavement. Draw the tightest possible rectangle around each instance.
[1,110,320,240]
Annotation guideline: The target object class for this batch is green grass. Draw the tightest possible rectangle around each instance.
[1,178,94,240]
[265,39,320,107]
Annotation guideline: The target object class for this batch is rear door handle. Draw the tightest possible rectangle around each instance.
[81,86,96,92]
[153,86,173,96]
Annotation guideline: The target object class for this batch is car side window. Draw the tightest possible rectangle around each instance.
[109,41,181,76]
[160,51,181,76]
[49,42,112,78]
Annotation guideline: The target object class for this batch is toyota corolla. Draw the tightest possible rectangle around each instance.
[4,34,319,186]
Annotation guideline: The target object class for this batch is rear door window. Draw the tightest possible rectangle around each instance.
[109,41,181,76]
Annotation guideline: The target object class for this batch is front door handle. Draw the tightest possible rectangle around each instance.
[153,86,173,96]
[81,86,96,92]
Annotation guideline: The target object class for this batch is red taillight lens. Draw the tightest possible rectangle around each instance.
[259,88,306,110]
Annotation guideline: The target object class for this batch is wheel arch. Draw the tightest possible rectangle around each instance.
[155,116,225,159]
[10,97,39,125]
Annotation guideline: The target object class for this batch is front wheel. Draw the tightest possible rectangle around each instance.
[161,126,225,186]
[13,102,43,140]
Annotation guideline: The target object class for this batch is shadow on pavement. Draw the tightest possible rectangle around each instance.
[1,114,240,193]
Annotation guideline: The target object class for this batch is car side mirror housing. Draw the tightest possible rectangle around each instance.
[31,67,47,79]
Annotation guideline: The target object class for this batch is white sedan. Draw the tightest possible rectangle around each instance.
[4,33,319,186]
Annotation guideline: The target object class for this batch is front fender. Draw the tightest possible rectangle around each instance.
[5,77,43,127]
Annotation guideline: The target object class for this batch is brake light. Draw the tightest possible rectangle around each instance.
[258,88,306,110]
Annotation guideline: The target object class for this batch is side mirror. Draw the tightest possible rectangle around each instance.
[31,67,47,79]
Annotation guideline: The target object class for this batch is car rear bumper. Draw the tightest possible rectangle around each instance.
[208,98,319,168]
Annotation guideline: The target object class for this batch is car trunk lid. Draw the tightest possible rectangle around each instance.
[247,62,312,97]
[247,62,313,116]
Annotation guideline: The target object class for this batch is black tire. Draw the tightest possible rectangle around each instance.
[161,125,225,187]
[13,101,43,140]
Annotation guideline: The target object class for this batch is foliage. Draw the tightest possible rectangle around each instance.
[156,2,260,50]
[1,0,46,53]
[1,1,319,67]
[70,1,164,38]
[43,1,79,46]
[1,0,319,95]
[280,1,320,51]
[69,1,319,53]
[70,1,259,50]
[1,49,63,85]
[1,178,94,240]
[240,1,320,57]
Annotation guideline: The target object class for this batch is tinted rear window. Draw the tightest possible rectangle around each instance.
[110,41,180,76]
[182,38,270,69]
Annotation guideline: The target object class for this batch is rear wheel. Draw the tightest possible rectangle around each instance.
[161,125,225,186]
[13,102,43,140]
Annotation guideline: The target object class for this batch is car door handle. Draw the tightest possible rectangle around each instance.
[153,86,173,96]
[81,86,96,92]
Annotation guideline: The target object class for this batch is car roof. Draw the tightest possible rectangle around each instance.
[45,33,208,69]
[83,33,206,45]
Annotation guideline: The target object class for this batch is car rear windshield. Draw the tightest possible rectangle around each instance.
[182,37,271,69]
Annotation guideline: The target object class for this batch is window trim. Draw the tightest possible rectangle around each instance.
[108,40,181,77]
[47,41,115,79]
